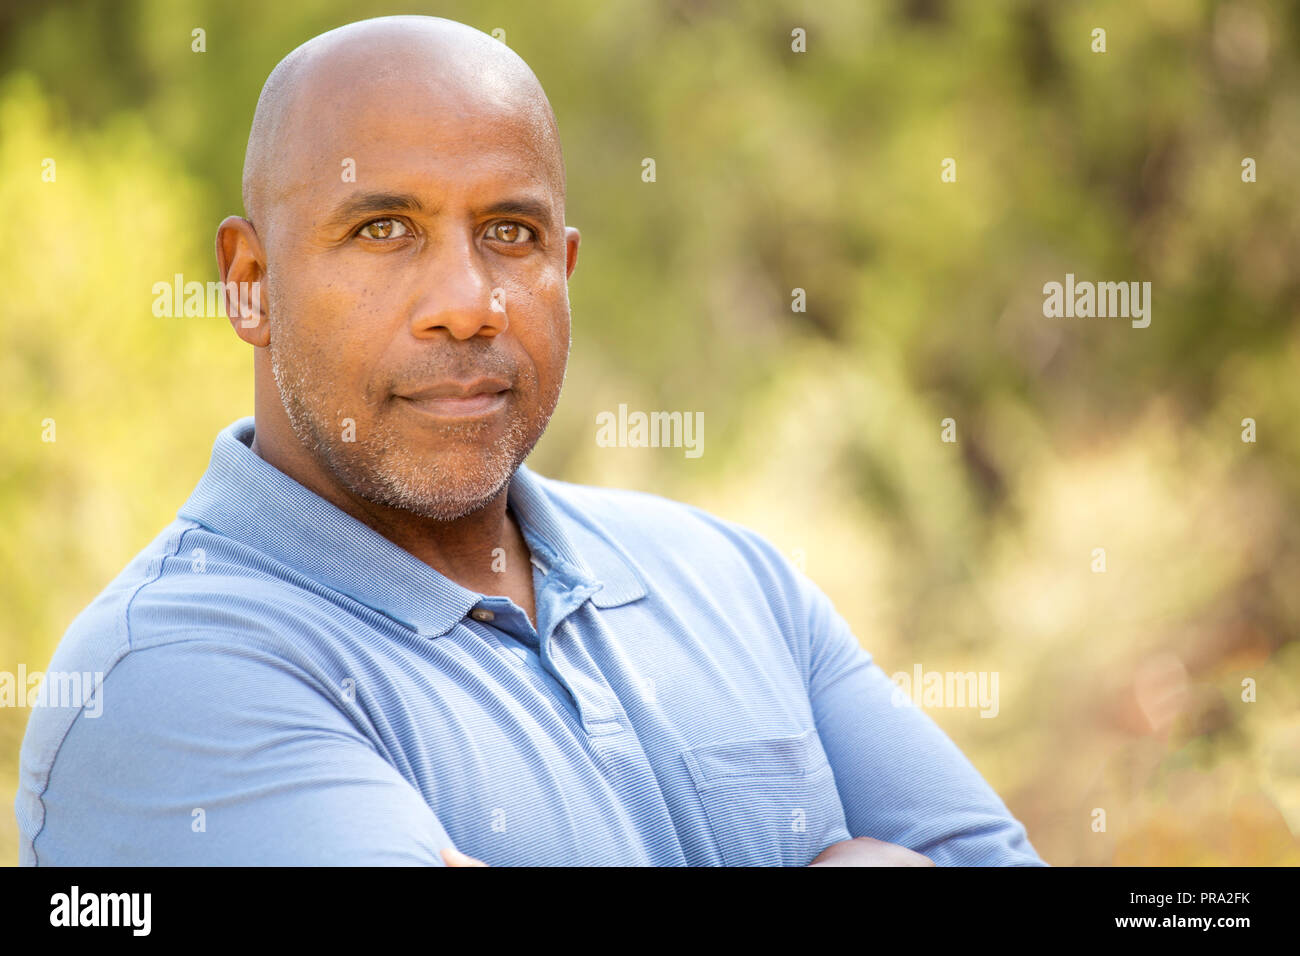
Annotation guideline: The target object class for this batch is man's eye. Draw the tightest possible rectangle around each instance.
[487,222,534,243]
[358,218,409,240]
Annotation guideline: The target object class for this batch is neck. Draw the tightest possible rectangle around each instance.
[250,370,526,594]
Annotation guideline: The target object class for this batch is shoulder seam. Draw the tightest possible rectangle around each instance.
[28,520,197,866]
[120,521,199,653]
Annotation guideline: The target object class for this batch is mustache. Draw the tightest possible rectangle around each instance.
[388,344,519,392]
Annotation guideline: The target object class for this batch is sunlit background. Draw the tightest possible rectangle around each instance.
[2,0,1298,866]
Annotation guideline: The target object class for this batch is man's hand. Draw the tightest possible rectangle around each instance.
[808,836,936,866]
[440,837,933,867]
[441,846,488,867]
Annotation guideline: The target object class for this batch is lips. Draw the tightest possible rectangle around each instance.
[395,377,511,419]
[398,377,511,401]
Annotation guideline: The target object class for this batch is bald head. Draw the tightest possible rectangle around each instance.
[218,14,581,526]
[241,15,565,231]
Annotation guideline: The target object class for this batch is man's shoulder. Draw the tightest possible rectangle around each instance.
[45,518,197,674]
[535,471,703,520]
[534,471,744,543]
[52,515,331,674]
[16,517,314,843]
[528,470,803,587]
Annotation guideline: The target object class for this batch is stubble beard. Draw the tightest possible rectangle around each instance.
[269,329,562,523]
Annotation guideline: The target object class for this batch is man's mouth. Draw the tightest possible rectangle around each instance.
[394,377,511,420]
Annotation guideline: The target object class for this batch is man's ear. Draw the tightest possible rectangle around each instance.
[564,226,580,280]
[216,216,270,347]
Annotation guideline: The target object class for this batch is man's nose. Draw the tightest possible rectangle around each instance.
[408,240,508,341]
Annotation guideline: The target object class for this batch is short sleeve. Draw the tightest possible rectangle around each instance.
[801,570,1048,866]
[693,511,1046,865]
[29,639,457,865]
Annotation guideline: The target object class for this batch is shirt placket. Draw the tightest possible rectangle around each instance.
[467,553,622,737]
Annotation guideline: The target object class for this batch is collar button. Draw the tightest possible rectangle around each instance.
[470,608,495,623]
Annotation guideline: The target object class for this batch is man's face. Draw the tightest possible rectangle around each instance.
[257,68,574,522]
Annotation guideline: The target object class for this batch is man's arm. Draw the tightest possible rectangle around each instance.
[28,638,459,865]
[801,575,1048,866]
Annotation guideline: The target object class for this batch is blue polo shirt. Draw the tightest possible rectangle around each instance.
[15,416,1046,866]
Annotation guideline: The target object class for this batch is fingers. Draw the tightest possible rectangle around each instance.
[440,846,489,867]
[856,835,936,866]
[808,835,937,866]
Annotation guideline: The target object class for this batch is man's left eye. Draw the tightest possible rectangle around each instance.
[358,218,409,240]
[487,222,534,243]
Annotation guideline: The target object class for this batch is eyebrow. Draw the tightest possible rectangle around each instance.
[321,191,556,231]
[322,192,425,228]
[483,197,556,230]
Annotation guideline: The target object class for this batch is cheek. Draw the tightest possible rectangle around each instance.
[519,316,568,396]
[281,273,383,378]
[510,274,570,369]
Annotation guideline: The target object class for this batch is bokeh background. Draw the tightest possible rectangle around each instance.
[2,0,1298,866]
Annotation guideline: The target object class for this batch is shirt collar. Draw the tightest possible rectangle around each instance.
[178,417,646,638]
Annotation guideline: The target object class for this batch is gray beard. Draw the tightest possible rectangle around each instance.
[270,341,547,523]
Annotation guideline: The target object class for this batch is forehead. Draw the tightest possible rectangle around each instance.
[271,54,559,214]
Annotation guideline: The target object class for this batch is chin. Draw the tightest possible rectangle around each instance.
[309,408,537,521]
[362,456,517,522]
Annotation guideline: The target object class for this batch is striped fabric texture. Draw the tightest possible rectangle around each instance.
[16,417,1046,866]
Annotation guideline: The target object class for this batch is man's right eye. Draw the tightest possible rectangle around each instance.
[357,218,409,240]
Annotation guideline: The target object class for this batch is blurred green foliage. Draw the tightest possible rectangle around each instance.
[2,0,1297,865]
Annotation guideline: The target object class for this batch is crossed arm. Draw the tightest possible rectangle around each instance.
[442,838,936,867]
[797,563,1046,866]
[443,576,1043,868]
[31,614,1043,866]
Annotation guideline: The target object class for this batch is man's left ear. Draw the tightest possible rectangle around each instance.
[215,216,270,347]
[564,226,580,280]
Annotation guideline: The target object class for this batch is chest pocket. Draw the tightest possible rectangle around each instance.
[682,727,850,866]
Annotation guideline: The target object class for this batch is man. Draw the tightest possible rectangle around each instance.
[15,15,1045,866]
